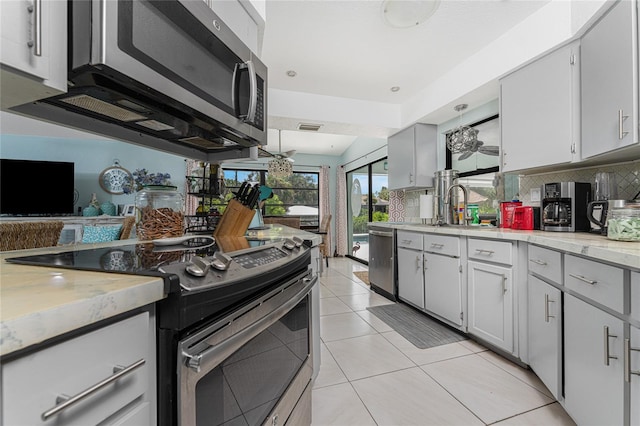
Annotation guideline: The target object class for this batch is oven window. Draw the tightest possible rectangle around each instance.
[195,296,309,425]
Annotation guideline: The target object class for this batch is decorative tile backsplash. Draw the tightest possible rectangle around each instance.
[518,160,640,206]
[390,159,640,221]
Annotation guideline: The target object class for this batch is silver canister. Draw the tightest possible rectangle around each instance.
[434,170,459,225]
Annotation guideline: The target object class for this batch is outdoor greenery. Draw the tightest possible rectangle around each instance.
[205,169,319,219]
[352,186,389,234]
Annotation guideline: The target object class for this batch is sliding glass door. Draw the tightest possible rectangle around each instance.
[346,158,388,263]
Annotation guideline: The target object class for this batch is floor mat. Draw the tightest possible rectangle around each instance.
[353,271,369,285]
[367,303,466,349]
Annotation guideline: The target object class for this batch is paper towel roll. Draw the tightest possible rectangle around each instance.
[419,194,434,219]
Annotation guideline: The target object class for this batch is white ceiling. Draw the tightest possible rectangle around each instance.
[260,0,552,156]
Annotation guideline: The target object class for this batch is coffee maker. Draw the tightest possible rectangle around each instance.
[541,182,591,232]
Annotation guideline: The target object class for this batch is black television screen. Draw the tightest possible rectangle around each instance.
[1,159,75,215]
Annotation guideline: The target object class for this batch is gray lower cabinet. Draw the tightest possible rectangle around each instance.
[632,325,640,426]
[564,294,624,426]
[1,311,156,425]
[424,252,462,327]
[467,260,513,352]
[527,276,562,400]
[397,246,425,309]
[423,234,463,328]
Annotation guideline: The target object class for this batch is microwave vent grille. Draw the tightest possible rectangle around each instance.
[60,95,146,122]
[179,136,226,149]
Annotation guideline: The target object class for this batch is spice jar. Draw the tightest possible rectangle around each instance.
[607,203,640,241]
[135,185,184,241]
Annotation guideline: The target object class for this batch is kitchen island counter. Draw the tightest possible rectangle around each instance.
[371,222,640,270]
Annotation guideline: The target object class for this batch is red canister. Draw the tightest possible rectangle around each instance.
[500,201,522,228]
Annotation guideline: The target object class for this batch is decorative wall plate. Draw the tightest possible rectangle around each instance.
[99,160,132,194]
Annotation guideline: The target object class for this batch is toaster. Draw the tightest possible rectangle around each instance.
[512,206,541,230]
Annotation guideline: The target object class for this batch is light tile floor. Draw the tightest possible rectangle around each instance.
[312,257,577,426]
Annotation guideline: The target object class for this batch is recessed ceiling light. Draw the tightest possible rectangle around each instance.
[390,86,400,92]
[286,70,297,77]
[382,0,441,29]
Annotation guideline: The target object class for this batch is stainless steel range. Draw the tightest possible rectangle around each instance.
[7,237,316,426]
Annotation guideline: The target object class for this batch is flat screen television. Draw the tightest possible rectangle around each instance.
[1,159,75,215]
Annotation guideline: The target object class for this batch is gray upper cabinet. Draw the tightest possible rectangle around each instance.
[500,40,580,172]
[388,124,437,190]
[0,0,67,110]
[581,0,638,159]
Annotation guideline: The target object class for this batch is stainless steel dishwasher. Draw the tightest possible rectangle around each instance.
[368,225,396,301]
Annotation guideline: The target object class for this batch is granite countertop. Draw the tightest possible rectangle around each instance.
[0,226,321,357]
[371,222,640,270]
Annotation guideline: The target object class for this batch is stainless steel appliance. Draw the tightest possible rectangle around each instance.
[541,182,591,232]
[587,172,619,233]
[8,237,316,426]
[434,170,460,225]
[368,225,395,301]
[11,0,267,162]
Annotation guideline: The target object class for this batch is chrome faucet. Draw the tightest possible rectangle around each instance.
[444,184,469,226]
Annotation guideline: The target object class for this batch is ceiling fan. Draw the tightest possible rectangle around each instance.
[259,130,296,162]
[457,138,500,161]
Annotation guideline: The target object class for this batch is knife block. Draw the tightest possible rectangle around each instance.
[213,199,255,238]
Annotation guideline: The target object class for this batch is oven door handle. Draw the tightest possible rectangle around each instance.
[184,276,316,374]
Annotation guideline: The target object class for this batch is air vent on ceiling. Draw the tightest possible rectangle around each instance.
[297,122,323,132]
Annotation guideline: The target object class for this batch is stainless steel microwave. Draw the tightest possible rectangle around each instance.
[13,0,267,161]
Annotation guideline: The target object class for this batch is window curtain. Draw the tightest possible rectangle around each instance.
[184,159,198,216]
[335,165,348,256]
[319,165,332,257]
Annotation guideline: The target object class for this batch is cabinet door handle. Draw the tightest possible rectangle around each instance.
[544,293,555,323]
[415,255,421,270]
[619,109,629,139]
[41,358,146,421]
[624,338,640,382]
[27,0,42,56]
[409,173,414,183]
[569,273,597,285]
[529,259,547,266]
[502,275,507,294]
[604,326,618,366]
[475,249,494,255]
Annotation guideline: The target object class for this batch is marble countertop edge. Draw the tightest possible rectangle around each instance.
[372,222,640,270]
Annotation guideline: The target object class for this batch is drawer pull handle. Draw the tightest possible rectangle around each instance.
[402,239,413,245]
[475,249,494,255]
[544,293,555,323]
[430,243,444,249]
[604,326,617,366]
[529,259,547,266]
[41,358,146,421]
[624,338,640,382]
[569,273,597,285]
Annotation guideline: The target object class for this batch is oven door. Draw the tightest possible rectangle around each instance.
[178,272,316,425]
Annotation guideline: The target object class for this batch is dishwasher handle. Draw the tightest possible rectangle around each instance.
[369,230,393,237]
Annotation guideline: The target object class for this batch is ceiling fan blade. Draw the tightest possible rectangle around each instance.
[283,149,297,158]
[258,148,275,158]
[478,146,500,156]
[458,151,473,161]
